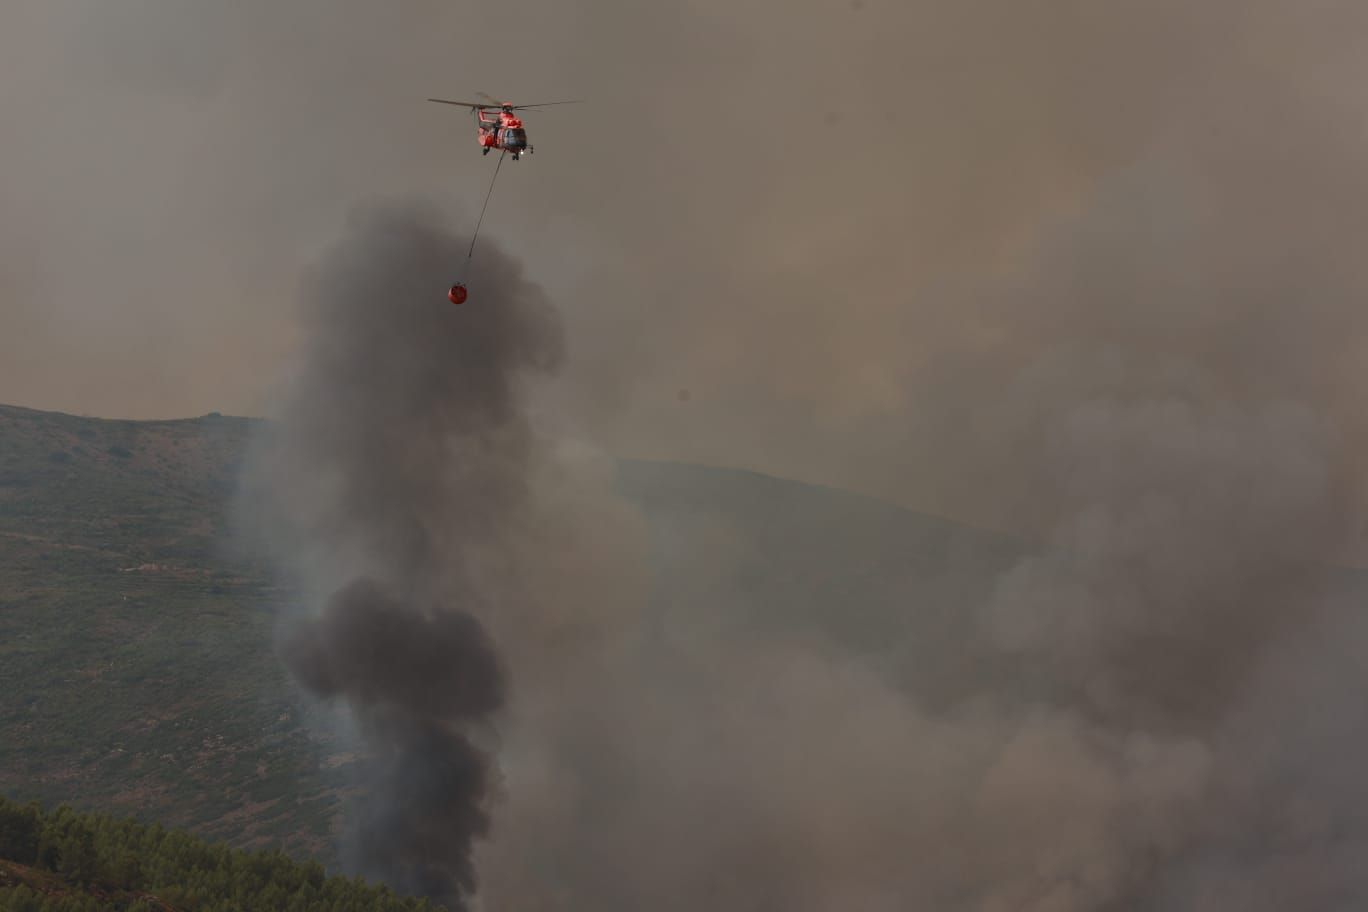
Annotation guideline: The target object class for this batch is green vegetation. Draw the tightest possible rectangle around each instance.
[0,405,347,861]
[0,796,440,911]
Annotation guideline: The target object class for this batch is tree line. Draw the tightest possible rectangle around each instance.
[0,796,443,912]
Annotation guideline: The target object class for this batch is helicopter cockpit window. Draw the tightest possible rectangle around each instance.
[503,128,527,147]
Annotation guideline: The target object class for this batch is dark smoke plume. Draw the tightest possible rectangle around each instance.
[284,580,503,722]
[242,202,561,909]
[283,580,504,901]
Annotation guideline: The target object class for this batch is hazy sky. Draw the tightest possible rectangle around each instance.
[6,0,1368,519]
[15,5,1368,909]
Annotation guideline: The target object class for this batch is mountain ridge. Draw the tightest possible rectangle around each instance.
[0,402,1013,861]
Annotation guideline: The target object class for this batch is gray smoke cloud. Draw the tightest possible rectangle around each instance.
[241,202,562,908]
[13,1,1368,909]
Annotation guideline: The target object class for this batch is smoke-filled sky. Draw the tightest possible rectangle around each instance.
[14,4,1368,909]
[7,0,1367,518]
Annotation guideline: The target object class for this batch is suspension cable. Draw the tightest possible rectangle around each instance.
[462,149,506,278]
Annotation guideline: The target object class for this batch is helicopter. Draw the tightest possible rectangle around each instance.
[427,92,581,161]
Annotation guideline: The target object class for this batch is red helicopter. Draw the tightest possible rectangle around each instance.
[427,92,580,161]
[431,92,581,305]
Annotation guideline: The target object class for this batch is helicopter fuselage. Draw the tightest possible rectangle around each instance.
[477,110,533,159]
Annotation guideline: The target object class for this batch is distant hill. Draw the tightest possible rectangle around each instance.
[613,459,1023,705]
[0,403,1016,863]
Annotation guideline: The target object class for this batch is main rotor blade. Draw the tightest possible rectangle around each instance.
[427,98,497,109]
[476,91,502,105]
[508,100,584,110]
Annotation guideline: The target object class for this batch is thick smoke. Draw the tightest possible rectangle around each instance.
[284,581,503,724]
[476,16,1368,903]
[473,357,1365,912]
[283,581,504,900]
[15,2,1368,909]
[242,203,561,908]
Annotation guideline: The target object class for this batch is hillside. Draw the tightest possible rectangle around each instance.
[0,795,439,911]
[0,405,343,859]
[0,403,1014,863]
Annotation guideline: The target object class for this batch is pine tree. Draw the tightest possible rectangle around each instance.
[0,795,446,911]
